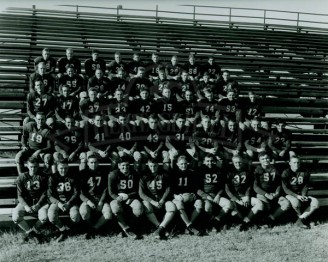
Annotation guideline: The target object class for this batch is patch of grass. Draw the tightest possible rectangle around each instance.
[0,223,327,262]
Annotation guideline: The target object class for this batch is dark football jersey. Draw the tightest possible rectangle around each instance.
[254,165,281,193]
[282,168,310,195]
[110,77,129,95]
[16,172,48,206]
[34,56,57,74]
[166,123,192,151]
[87,76,111,95]
[199,166,226,197]
[54,126,84,154]
[171,168,201,195]
[58,74,84,95]
[108,61,126,75]
[269,129,292,151]
[108,170,140,199]
[139,170,171,202]
[226,168,252,198]
[155,97,179,120]
[142,125,164,151]
[182,62,201,79]
[216,78,239,96]
[178,99,198,118]
[244,127,267,147]
[87,124,112,151]
[165,63,182,78]
[218,98,240,121]
[151,78,171,96]
[126,60,144,76]
[58,56,81,74]
[79,98,104,119]
[202,62,221,78]
[107,98,129,118]
[194,125,221,149]
[146,62,164,78]
[56,95,79,120]
[130,98,155,119]
[111,123,139,149]
[127,77,153,97]
[197,98,219,120]
[220,126,242,150]
[29,72,54,93]
[175,79,195,98]
[48,172,79,204]
[27,92,56,119]
[80,168,109,203]
[84,58,107,78]
[241,99,262,121]
[22,122,51,151]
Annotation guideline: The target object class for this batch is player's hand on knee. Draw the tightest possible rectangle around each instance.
[31,204,40,212]
[97,201,104,212]
[24,205,33,213]
[87,200,96,209]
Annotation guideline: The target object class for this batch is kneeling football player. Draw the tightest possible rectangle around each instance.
[48,160,81,242]
[108,156,143,239]
[171,155,204,236]
[80,155,113,239]
[139,158,176,239]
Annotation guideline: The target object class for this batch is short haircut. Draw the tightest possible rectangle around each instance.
[258,152,270,160]
[148,113,158,120]
[92,49,99,54]
[118,156,130,164]
[27,157,39,165]
[42,48,49,52]
[57,158,69,166]
[114,51,121,56]
[177,155,188,163]
[88,87,98,93]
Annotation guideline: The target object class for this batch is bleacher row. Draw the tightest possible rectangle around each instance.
[0,7,327,220]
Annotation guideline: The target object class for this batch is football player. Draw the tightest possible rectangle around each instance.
[126,53,144,79]
[151,68,171,99]
[225,155,263,230]
[220,119,243,160]
[146,53,164,81]
[155,86,179,123]
[216,70,239,99]
[108,51,126,79]
[12,158,48,243]
[15,112,52,174]
[29,62,55,94]
[58,67,84,96]
[79,88,105,125]
[218,90,241,126]
[240,91,262,128]
[282,156,319,228]
[57,48,82,79]
[254,153,291,226]
[139,158,176,239]
[84,49,107,79]
[197,89,220,124]
[178,90,198,126]
[130,87,155,124]
[127,66,153,100]
[201,56,221,81]
[87,69,111,99]
[80,155,112,239]
[34,48,57,78]
[182,54,201,81]
[175,70,195,102]
[197,155,232,232]
[165,55,181,81]
[55,85,79,123]
[48,160,81,242]
[110,68,129,97]
[107,88,129,123]
[108,156,143,239]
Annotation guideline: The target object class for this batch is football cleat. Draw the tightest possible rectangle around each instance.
[124,228,140,240]
[186,225,200,235]
[297,218,310,229]
[56,230,68,242]
[154,226,166,240]
[239,222,250,232]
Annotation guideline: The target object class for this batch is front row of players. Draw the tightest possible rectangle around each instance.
[13,152,319,243]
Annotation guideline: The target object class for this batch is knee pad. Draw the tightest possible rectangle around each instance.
[165,201,177,212]
[279,197,291,211]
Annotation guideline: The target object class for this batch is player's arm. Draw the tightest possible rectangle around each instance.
[38,131,52,154]
[16,177,29,207]
[47,177,61,205]
[35,177,48,207]
[45,95,56,118]
[26,94,36,120]
[108,172,120,200]
[160,183,171,204]
[65,179,79,208]
[244,139,261,152]
[71,76,85,97]
[80,175,92,203]
[29,74,35,93]
[79,100,92,122]
[139,178,155,202]
[281,171,298,197]
[225,181,239,202]
[21,125,29,149]
[253,177,267,196]
[301,172,310,196]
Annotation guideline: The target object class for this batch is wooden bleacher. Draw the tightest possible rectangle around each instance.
[0,6,327,220]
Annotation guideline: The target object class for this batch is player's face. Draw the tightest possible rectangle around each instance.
[171,56,177,65]
[228,121,236,132]
[177,158,188,171]
[67,68,74,77]
[140,90,149,100]
[137,70,145,78]
[89,90,96,101]
[58,163,69,177]
[66,49,73,59]
[261,121,270,131]
[251,120,259,131]
[232,157,243,170]
[203,157,215,168]
[202,118,210,130]
[133,54,140,62]
[117,71,124,79]
[162,88,171,99]
[34,81,44,94]
[95,70,103,79]
[227,92,234,101]
[189,57,195,64]
[176,118,185,128]
[42,50,49,60]
[152,54,159,63]
[118,116,128,126]
[27,162,38,176]
[46,118,55,130]
[94,115,102,127]
[119,162,130,174]
[249,94,255,102]
[205,91,213,101]
[35,114,45,127]
[203,75,209,82]
[62,86,69,97]
[259,155,270,168]
[87,157,98,170]
[148,162,158,174]
[290,158,301,172]
[38,64,46,75]
[276,123,284,133]
[158,71,165,79]
[92,52,99,60]
[208,58,214,65]
[148,118,158,129]
[223,72,230,80]
[185,91,193,101]
[181,72,188,81]
[115,90,123,101]
[115,54,121,63]
[65,118,73,129]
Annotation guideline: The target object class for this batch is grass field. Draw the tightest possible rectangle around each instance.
[0,222,327,262]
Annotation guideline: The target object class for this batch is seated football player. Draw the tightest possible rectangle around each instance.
[165,114,192,163]
[82,114,112,166]
[171,155,204,235]
[107,88,129,123]
[12,158,49,243]
[55,85,79,124]
[30,62,55,94]
[254,153,291,226]
[53,116,84,164]
[26,80,57,124]
[182,54,201,82]
[201,56,221,82]
[151,68,171,99]
[79,88,105,126]
[193,115,222,164]
[282,156,320,228]
[178,90,199,126]
[15,112,52,174]
[216,70,239,99]
[108,156,143,239]
[87,69,111,99]
[126,52,144,79]
[127,66,153,100]
[244,118,269,161]
[240,91,262,129]
[175,70,195,102]
[196,72,213,100]
[58,67,84,96]
[165,55,181,81]
[139,158,176,239]
[197,89,220,125]
[146,53,164,82]
[110,68,129,98]
[57,48,82,79]
[108,51,127,79]
[79,155,112,239]
[34,48,57,79]
[268,120,295,161]
[225,155,264,231]
[220,119,243,161]
[84,49,107,79]
[155,86,179,123]
[197,154,232,232]
[48,160,81,242]
[218,90,241,127]
[130,87,155,124]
